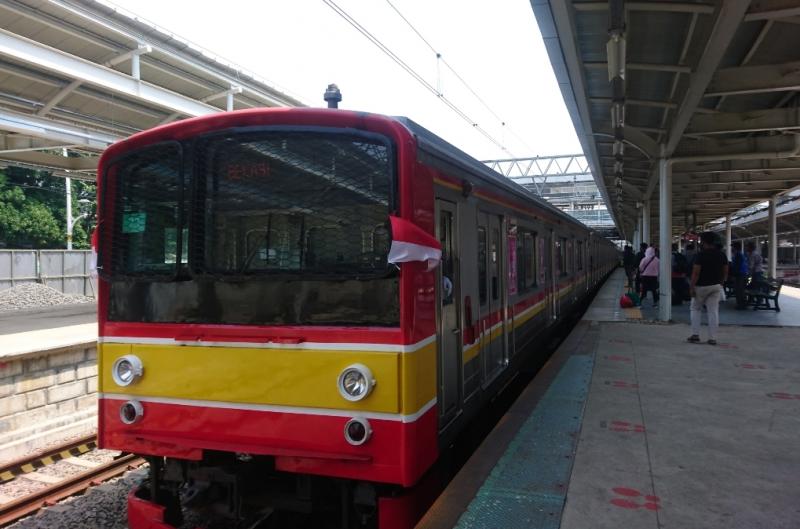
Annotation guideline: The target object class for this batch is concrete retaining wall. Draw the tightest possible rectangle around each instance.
[0,342,97,463]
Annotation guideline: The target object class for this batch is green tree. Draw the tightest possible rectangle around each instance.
[0,167,96,249]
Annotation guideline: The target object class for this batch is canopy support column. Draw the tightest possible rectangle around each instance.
[725,214,732,260]
[769,197,777,278]
[659,156,672,321]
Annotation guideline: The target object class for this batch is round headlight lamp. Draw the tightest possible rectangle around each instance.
[119,400,144,425]
[344,418,372,446]
[337,364,375,402]
[112,355,144,387]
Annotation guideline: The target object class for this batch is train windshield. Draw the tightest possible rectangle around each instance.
[198,132,392,277]
[103,130,399,326]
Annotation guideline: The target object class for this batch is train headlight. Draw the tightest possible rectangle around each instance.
[344,418,372,446]
[337,364,375,401]
[119,400,144,425]
[112,355,143,386]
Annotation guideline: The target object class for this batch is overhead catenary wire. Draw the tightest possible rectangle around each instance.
[322,0,513,156]
[383,0,535,155]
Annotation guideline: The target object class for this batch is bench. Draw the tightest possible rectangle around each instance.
[746,278,783,312]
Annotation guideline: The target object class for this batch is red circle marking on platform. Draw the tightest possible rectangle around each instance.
[612,487,641,497]
[644,495,660,502]
[610,499,640,509]
[643,502,660,511]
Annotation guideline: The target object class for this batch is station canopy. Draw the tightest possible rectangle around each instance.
[0,0,303,181]
[532,1,800,241]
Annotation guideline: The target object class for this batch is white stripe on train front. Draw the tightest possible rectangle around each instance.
[98,334,437,353]
[99,393,437,424]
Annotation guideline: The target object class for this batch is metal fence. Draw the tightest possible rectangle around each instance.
[0,250,96,297]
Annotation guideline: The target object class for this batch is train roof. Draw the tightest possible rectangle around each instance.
[393,116,593,233]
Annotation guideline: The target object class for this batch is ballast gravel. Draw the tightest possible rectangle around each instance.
[0,283,93,312]
[6,468,147,529]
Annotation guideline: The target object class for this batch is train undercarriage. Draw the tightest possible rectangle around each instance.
[129,453,430,529]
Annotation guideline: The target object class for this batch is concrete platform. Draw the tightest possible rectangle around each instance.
[0,303,96,335]
[417,270,800,529]
[586,269,800,327]
[0,304,96,359]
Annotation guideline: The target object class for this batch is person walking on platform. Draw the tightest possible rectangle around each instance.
[730,241,749,310]
[688,232,729,346]
[639,246,659,307]
[635,242,648,293]
[623,245,636,288]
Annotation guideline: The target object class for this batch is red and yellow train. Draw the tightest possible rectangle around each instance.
[95,108,617,529]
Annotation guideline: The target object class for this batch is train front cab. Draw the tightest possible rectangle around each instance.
[93,109,616,529]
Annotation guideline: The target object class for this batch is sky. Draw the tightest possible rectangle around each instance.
[108,0,582,162]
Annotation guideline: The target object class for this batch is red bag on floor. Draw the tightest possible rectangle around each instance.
[619,294,634,308]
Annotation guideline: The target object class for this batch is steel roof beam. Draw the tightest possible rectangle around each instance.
[0,150,97,171]
[0,28,219,117]
[590,96,678,110]
[49,0,300,107]
[36,79,81,117]
[672,158,800,173]
[0,59,166,121]
[583,61,692,74]
[673,134,799,158]
[664,1,751,157]
[573,2,715,14]
[686,107,800,135]
[104,44,152,68]
[674,182,796,192]
[706,61,800,97]
[744,1,800,21]
[673,173,800,185]
[0,108,119,150]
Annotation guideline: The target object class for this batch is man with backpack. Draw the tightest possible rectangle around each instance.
[730,241,749,310]
[671,243,690,305]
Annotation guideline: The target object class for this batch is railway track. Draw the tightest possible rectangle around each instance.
[0,436,145,526]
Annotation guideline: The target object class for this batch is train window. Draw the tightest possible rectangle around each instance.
[557,238,567,276]
[478,227,487,306]
[516,229,537,291]
[199,132,392,278]
[568,239,574,274]
[524,231,536,289]
[577,240,584,270]
[106,142,183,278]
[439,210,455,306]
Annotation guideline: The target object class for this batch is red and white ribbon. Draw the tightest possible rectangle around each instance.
[387,215,441,271]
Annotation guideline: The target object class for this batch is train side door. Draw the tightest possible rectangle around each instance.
[478,212,505,383]
[436,200,462,428]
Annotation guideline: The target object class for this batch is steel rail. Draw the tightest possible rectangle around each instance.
[0,434,97,483]
[0,453,145,526]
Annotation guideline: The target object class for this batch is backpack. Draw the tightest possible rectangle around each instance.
[672,252,689,275]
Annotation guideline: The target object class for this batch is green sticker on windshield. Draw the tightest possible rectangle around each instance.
[122,212,147,233]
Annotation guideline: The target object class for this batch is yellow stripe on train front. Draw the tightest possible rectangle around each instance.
[100,342,436,416]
